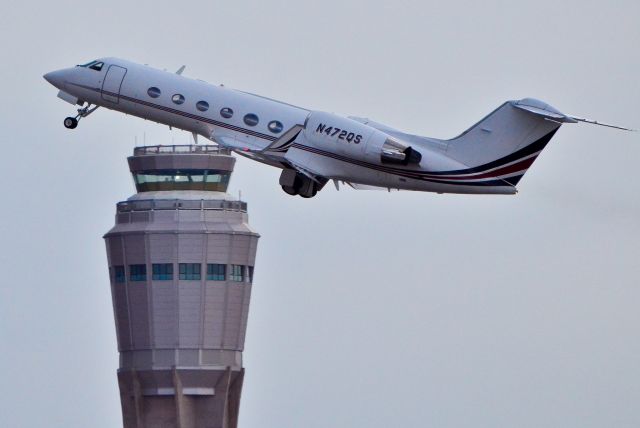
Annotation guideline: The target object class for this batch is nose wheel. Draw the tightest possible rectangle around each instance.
[63,103,99,129]
[64,117,78,129]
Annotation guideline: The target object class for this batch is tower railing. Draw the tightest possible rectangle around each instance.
[117,199,247,212]
[133,145,231,155]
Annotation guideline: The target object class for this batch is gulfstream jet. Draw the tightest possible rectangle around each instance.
[44,57,634,198]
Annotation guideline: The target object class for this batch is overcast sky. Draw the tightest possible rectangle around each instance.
[1,1,639,427]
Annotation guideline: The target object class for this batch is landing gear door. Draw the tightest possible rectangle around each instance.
[101,65,127,103]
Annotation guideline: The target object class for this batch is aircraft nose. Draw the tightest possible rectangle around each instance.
[43,69,67,89]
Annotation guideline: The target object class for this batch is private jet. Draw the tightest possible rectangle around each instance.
[44,57,634,198]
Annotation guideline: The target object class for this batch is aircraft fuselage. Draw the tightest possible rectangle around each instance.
[46,57,589,197]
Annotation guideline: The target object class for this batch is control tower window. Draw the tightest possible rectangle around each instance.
[207,264,226,281]
[129,264,147,282]
[243,113,259,127]
[113,266,126,283]
[196,101,209,112]
[179,263,201,280]
[230,265,245,282]
[89,62,104,71]
[152,263,173,280]
[133,169,231,192]
[247,266,254,283]
[268,120,283,133]
[172,94,185,105]
[147,87,161,98]
[220,107,234,119]
[205,173,224,183]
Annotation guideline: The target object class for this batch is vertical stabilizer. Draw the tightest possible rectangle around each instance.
[443,98,567,185]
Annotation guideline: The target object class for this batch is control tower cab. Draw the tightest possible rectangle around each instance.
[104,145,259,428]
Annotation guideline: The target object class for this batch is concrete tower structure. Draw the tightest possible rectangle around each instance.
[104,145,259,428]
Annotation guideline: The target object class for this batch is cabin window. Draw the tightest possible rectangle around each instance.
[196,101,209,112]
[268,120,283,133]
[172,94,185,105]
[244,113,259,127]
[220,107,233,118]
[89,62,104,71]
[147,87,161,98]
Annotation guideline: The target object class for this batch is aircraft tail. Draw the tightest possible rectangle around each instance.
[442,98,575,186]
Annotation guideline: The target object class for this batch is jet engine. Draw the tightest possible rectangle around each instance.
[302,111,422,166]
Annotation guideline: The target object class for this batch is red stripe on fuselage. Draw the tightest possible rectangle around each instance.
[433,156,538,181]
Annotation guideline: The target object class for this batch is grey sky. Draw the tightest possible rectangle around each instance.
[1,1,639,427]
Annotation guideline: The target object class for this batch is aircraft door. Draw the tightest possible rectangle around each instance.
[101,65,127,103]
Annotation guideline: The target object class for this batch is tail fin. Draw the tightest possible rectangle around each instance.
[443,98,573,186]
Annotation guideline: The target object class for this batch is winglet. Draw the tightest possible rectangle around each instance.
[176,65,186,75]
[262,124,303,154]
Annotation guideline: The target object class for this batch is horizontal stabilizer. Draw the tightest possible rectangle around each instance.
[512,98,636,131]
[511,98,578,123]
[566,115,637,132]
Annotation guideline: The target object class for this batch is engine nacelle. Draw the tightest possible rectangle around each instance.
[302,111,422,166]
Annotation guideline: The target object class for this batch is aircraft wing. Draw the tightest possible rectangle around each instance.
[284,147,330,178]
[345,182,389,190]
[283,145,398,191]
[283,145,346,180]
[211,124,305,154]
[210,134,266,152]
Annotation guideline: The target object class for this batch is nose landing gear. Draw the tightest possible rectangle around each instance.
[63,103,99,129]
[63,117,78,129]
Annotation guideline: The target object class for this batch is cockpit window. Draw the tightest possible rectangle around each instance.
[89,62,104,71]
[77,60,104,71]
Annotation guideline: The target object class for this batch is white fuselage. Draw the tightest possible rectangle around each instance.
[44,57,520,196]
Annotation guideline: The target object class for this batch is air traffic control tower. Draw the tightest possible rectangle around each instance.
[104,145,259,428]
